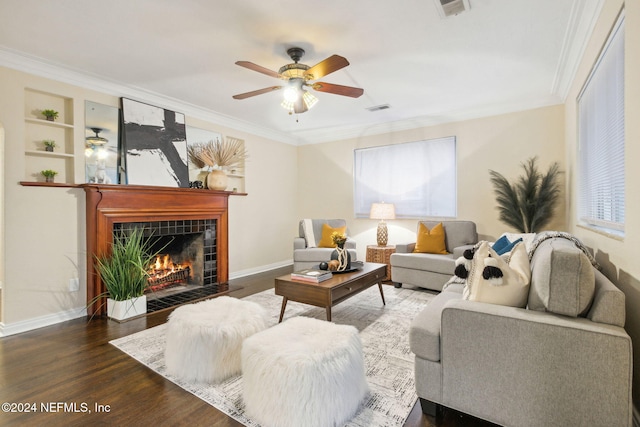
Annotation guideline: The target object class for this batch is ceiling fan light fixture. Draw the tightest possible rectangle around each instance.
[281,99,295,113]
[283,86,299,103]
[302,91,318,109]
[86,127,108,146]
[234,47,363,114]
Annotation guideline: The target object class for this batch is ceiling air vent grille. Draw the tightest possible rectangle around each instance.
[366,104,391,112]
[434,0,470,18]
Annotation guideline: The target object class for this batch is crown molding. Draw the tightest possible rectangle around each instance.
[551,0,604,101]
[293,99,563,145]
[0,47,299,146]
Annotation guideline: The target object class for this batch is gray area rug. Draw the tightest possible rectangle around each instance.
[110,286,433,426]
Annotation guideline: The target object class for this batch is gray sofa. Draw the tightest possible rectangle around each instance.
[391,220,478,291]
[293,219,357,271]
[410,236,633,426]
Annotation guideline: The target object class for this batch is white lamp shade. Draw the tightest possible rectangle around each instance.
[369,203,396,220]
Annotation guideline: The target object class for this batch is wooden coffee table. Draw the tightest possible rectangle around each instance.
[275,262,387,322]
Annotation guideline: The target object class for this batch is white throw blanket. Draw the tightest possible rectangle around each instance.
[302,219,317,248]
[442,231,601,292]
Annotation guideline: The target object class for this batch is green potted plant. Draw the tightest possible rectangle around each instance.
[40,169,58,183]
[93,228,162,321]
[43,139,56,152]
[41,109,59,121]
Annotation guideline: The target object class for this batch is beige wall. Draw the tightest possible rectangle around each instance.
[297,104,566,261]
[0,122,4,322]
[0,66,298,333]
[564,0,640,408]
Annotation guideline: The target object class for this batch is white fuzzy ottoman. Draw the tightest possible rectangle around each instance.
[164,296,267,383]
[242,316,369,427]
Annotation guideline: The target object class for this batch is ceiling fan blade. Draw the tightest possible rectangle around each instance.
[232,86,282,100]
[304,55,349,80]
[311,82,364,98]
[235,61,282,79]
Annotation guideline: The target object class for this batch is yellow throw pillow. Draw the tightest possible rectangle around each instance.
[413,222,448,254]
[318,224,347,248]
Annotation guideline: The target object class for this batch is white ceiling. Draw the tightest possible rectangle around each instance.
[0,0,602,145]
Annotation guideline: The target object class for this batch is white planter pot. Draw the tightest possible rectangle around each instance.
[107,295,147,320]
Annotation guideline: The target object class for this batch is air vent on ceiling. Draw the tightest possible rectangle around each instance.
[366,104,391,112]
[433,0,470,18]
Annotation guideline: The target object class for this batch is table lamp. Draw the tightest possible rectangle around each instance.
[369,202,396,246]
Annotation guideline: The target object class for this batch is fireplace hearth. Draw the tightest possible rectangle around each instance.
[83,184,231,316]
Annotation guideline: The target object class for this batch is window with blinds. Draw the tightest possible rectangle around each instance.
[353,137,457,218]
[577,11,625,235]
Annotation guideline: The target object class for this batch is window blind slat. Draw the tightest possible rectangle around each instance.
[577,12,625,234]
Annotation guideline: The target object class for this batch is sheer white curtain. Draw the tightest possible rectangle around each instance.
[578,12,625,233]
[354,137,456,218]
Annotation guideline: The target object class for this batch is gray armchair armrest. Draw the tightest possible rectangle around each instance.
[293,237,306,250]
[396,242,416,253]
[345,238,356,250]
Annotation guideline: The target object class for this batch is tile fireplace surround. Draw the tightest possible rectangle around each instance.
[82,184,230,317]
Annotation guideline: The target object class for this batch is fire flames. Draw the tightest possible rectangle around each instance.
[146,254,192,292]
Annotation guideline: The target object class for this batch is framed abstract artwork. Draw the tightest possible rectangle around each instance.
[121,98,189,187]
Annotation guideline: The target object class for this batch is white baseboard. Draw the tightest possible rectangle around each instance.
[229,260,293,280]
[0,307,86,337]
[0,262,292,337]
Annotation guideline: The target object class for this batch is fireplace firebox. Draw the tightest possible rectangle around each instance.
[83,184,231,316]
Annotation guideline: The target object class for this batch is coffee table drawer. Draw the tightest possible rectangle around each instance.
[332,280,367,301]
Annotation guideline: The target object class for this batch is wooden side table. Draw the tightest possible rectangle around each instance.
[366,245,396,282]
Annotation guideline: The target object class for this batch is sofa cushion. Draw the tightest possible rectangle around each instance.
[528,238,595,317]
[463,241,531,308]
[294,247,357,263]
[317,224,347,248]
[409,290,462,362]
[413,222,448,254]
[391,252,455,275]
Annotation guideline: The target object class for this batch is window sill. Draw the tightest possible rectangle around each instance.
[576,223,624,241]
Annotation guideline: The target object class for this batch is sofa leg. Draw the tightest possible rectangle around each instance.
[419,398,442,418]
[393,282,402,288]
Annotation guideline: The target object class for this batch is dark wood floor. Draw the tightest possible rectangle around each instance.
[0,268,495,427]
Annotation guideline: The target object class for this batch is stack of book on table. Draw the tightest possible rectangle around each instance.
[291,269,333,283]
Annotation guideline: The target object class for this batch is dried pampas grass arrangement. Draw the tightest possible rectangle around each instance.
[187,136,248,169]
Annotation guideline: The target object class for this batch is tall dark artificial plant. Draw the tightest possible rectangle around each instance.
[489,157,560,233]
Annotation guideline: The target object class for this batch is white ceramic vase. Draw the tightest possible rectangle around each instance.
[207,169,228,191]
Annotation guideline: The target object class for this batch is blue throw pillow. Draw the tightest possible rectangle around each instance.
[495,237,523,255]
[492,235,511,253]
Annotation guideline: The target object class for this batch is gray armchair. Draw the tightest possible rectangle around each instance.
[293,219,357,271]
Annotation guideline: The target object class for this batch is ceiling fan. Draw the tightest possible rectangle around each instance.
[232,47,364,114]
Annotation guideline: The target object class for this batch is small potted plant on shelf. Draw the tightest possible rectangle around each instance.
[41,109,59,122]
[40,169,58,183]
[91,228,162,321]
[43,140,56,152]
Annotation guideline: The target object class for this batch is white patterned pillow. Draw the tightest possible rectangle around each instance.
[463,241,531,308]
